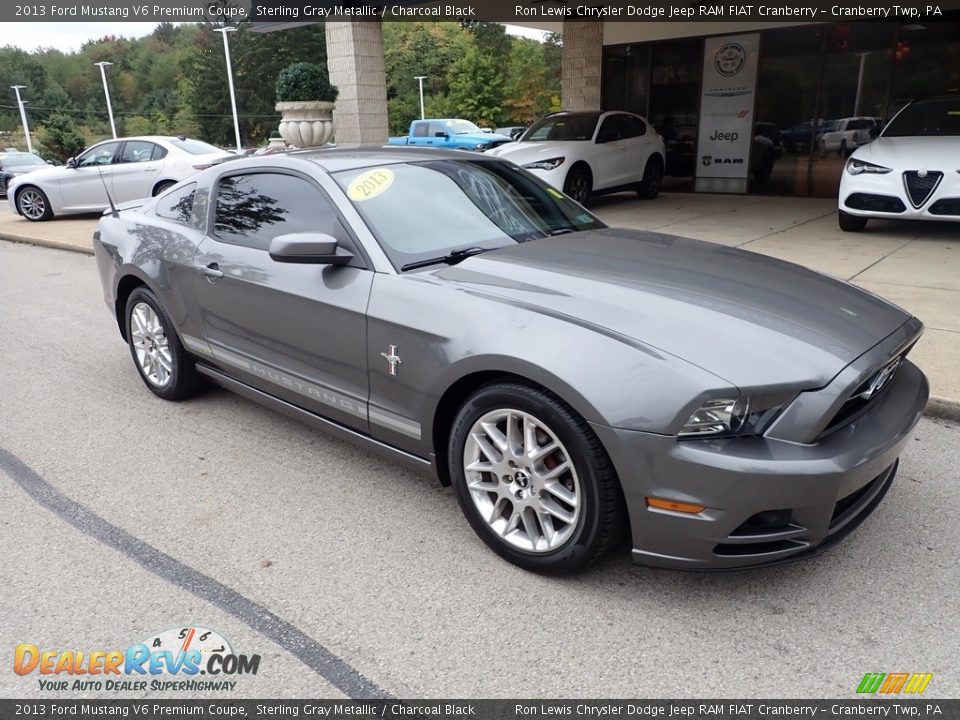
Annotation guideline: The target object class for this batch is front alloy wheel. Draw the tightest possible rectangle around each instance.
[463,409,582,553]
[450,381,625,574]
[563,166,591,205]
[16,186,53,221]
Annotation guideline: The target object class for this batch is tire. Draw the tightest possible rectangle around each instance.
[838,210,868,233]
[124,287,201,401]
[636,156,663,199]
[448,381,625,574]
[152,180,176,196]
[15,185,54,221]
[563,165,591,205]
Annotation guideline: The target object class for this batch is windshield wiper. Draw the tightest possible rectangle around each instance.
[401,247,492,271]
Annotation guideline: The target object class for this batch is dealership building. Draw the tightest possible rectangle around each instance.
[262,17,959,198]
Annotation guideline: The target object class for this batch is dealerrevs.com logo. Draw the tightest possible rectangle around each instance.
[14,626,260,692]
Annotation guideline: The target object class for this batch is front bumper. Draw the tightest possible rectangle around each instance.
[523,165,566,192]
[839,166,960,220]
[592,355,928,570]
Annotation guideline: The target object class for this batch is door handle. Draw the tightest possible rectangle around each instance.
[199,262,224,281]
[142,166,158,172]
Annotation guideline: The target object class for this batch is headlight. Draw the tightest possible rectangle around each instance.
[846,158,892,175]
[522,157,565,171]
[474,143,489,151]
[678,395,791,439]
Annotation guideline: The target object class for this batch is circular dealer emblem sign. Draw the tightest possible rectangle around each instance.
[715,43,746,77]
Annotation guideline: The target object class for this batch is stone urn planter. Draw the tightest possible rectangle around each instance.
[276,100,335,148]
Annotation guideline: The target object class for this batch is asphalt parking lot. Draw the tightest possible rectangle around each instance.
[1,241,958,700]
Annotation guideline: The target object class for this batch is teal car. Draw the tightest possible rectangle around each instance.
[388,119,513,152]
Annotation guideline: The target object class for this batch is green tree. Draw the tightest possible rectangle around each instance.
[36,113,86,162]
[447,43,505,126]
[504,38,552,124]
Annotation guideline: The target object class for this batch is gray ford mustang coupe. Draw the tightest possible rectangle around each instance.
[93,147,928,574]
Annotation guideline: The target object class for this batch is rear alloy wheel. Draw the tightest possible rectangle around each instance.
[563,165,591,205]
[636,157,663,199]
[838,210,868,233]
[449,382,624,574]
[16,186,53,221]
[125,287,200,400]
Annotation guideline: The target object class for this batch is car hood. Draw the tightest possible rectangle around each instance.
[7,165,67,185]
[486,141,588,165]
[458,132,513,144]
[854,136,959,169]
[432,229,912,390]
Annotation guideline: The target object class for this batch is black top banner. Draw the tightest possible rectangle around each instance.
[0,699,957,720]
[5,0,959,23]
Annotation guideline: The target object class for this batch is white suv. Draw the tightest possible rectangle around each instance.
[819,117,879,156]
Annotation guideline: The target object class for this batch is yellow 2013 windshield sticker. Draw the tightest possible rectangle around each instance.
[348,168,395,201]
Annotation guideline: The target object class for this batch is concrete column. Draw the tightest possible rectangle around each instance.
[324,21,389,145]
[561,21,603,112]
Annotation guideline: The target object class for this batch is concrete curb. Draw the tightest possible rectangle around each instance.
[2,234,960,424]
[924,397,960,423]
[0,232,94,256]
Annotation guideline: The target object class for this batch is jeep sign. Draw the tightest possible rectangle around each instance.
[696,32,760,193]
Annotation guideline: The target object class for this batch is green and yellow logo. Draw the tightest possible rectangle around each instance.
[857,672,933,694]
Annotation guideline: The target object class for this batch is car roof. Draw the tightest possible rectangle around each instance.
[291,145,490,172]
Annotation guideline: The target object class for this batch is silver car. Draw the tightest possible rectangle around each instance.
[93,148,928,574]
[8,136,230,221]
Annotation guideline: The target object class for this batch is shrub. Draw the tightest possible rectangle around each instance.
[276,62,338,103]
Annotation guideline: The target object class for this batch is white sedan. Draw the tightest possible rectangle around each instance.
[838,96,960,232]
[8,136,231,221]
[487,111,666,204]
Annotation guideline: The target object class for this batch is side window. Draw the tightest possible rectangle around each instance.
[596,116,621,143]
[430,123,448,137]
[622,115,647,138]
[153,182,197,226]
[413,123,429,138]
[77,142,120,167]
[120,141,159,164]
[213,172,355,255]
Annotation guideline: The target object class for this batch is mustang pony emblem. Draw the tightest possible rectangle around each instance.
[381,345,402,376]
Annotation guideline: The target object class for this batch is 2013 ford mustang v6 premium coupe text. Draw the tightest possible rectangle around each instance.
[93,147,928,574]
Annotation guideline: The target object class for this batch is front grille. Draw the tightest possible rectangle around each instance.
[929,198,960,216]
[821,355,904,436]
[844,193,906,213]
[903,171,943,208]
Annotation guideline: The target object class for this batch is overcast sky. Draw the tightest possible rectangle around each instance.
[0,22,546,54]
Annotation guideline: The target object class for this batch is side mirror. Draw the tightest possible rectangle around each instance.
[66,157,77,168]
[268,232,353,265]
[434,131,449,139]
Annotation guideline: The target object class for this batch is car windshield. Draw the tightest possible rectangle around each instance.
[883,98,960,137]
[168,137,223,154]
[522,113,601,142]
[333,159,605,270]
[1,153,46,167]
[446,120,482,135]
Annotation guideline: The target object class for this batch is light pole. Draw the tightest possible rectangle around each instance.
[414,76,427,120]
[10,85,32,153]
[214,27,243,153]
[94,62,117,139]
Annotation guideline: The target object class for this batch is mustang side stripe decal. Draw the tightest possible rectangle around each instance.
[192,340,421,439]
